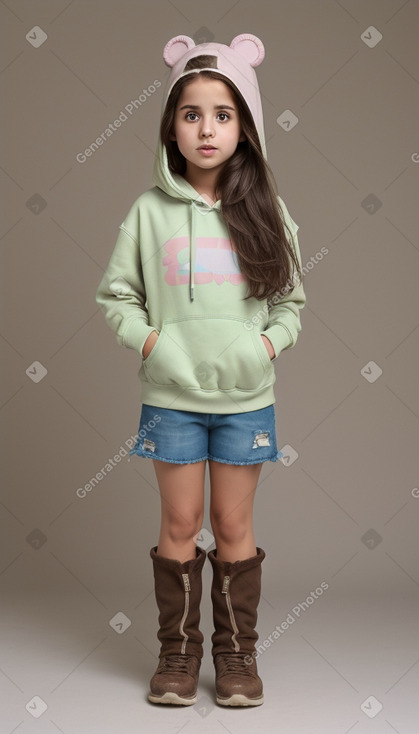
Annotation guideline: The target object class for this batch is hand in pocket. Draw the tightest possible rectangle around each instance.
[260,334,275,360]
[142,330,159,359]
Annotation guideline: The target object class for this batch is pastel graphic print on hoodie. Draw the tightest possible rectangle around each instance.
[95,33,306,414]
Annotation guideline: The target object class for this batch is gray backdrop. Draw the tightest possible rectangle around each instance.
[1,1,418,732]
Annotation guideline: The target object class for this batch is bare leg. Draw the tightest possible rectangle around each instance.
[208,460,263,562]
[153,459,206,563]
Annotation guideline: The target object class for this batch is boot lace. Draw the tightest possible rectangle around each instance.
[216,652,257,677]
[157,654,198,675]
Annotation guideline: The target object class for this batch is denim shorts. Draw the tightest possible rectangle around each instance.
[129,403,284,465]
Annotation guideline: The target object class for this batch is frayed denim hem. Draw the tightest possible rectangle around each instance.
[207,450,283,465]
[128,449,283,465]
[129,449,208,464]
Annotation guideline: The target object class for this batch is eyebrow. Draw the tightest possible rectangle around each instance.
[178,104,236,111]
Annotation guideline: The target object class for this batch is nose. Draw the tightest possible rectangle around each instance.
[200,116,215,138]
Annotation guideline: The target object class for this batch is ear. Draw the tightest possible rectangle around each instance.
[229,33,265,67]
[163,35,196,67]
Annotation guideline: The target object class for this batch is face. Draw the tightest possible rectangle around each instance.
[170,75,245,176]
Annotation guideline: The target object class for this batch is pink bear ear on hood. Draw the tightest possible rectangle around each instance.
[163,35,196,67]
[230,33,265,67]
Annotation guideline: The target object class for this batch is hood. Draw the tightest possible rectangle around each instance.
[152,33,267,302]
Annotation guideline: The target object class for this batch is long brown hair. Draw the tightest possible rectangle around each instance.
[159,55,303,301]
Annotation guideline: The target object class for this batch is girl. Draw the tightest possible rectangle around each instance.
[96,33,306,707]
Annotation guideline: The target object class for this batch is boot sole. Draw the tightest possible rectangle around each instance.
[216,693,264,706]
[148,691,197,705]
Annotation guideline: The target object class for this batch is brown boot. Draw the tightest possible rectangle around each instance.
[148,544,206,705]
[208,546,266,706]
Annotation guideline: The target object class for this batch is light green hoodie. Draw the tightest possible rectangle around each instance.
[95,34,306,414]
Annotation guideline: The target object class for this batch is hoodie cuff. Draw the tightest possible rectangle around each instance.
[261,325,293,361]
[122,319,159,356]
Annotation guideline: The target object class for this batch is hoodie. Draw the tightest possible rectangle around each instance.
[95,33,306,414]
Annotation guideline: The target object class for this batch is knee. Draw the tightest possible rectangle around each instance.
[162,510,204,544]
[210,511,249,545]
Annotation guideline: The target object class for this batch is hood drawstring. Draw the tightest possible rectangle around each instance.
[189,201,195,301]
[189,200,220,301]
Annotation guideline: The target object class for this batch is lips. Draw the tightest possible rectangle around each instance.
[197,146,217,150]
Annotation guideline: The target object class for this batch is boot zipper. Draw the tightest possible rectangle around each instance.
[222,575,240,652]
[179,573,190,654]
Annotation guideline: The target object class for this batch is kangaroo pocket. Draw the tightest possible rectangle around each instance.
[141,315,273,392]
